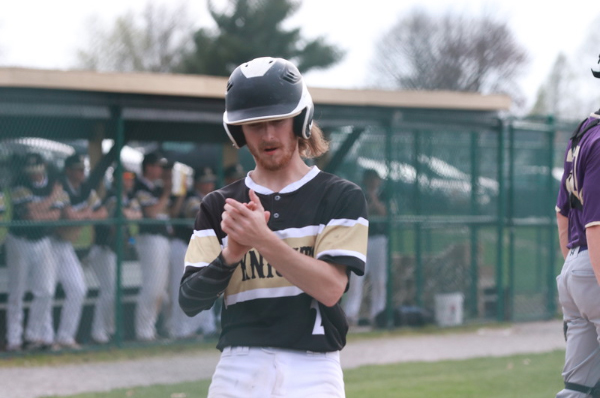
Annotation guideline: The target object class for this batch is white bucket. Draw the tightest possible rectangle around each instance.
[434,292,464,327]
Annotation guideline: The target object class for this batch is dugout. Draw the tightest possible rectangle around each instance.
[0,67,517,350]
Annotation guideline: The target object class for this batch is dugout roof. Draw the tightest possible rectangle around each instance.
[0,67,511,144]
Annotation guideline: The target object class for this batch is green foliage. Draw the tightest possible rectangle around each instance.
[178,0,345,76]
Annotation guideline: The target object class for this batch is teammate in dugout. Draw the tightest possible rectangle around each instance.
[133,151,173,341]
[555,55,600,398]
[168,167,218,339]
[5,153,69,351]
[179,57,368,398]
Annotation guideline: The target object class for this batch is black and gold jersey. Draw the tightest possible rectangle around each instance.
[133,177,171,236]
[183,167,368,352]
[9,173,69,241]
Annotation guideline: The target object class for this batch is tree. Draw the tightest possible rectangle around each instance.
[530,14,600,120]
[177,0,345,76]
[76,2,193,73]
[529,53,581,120]
[369,8,528,104]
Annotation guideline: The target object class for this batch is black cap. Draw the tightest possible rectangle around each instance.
[224,164,245,180]
[363,168,382,181]
[142,152,168,169]
[195,167,217,184]
[64,154,86,170]
[23,153,46,174]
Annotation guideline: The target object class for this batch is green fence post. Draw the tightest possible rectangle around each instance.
[507,121,515,321]
[546,115,557,318]
[496,118,506,322]
[112,106,125,347]
[469,131,479,317]
[413,129,423,307]
[385,115,396,328]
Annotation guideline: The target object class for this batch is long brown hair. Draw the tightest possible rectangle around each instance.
[298,122,329,159]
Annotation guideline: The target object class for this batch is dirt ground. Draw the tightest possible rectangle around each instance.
[1,320,565,398]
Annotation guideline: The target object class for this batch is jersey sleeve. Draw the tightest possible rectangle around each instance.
[9,186,33,219]
[179,192,235,316]
[315,183,368,276]
[88,189,103,211]
[581,138,600,228]
[135,188,157,209]
[183,195,223,270]
[182,196,201,219]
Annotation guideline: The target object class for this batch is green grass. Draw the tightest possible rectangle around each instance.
[42,350,566,398]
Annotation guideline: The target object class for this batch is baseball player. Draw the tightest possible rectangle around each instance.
[168,167,217,339]
[51,154,107,349]
[344,168,389,326]
[85,169,142,344]
[179,57,368,398]
[133,152,173,341]
[5,153,69,351]
[555,56,600,398]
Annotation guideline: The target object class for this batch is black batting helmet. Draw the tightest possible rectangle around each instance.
[223,57,314,148]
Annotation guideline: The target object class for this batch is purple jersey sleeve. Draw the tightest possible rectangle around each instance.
[580,135,600,228]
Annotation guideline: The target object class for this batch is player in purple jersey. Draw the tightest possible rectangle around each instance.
[179,57,368,398]
[554,56,600,398]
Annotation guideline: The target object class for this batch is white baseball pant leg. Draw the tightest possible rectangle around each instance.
[87,244,116,342]
[208,347,345,398]
[52,237,87,345]
[343,267,364,323]
[556,247,600,398]
[5,234,57,347]
[367,235,388,321]
[135,233,170,340]
[167,238,212,338]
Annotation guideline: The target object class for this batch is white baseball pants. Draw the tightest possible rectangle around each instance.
[556,247,600,398]
[51,237,87,345]
[208,346,345,398]
[344,234,388,322]
[5,234,57,347]
[168,238,216,338]
[134,233,170,340]
[86,244,116,343]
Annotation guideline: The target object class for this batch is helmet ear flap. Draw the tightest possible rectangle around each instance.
[223,123,246,148]
[293,106,314,139]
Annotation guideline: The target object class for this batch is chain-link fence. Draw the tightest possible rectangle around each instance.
[330,116,575,329]
[0,110,576,355]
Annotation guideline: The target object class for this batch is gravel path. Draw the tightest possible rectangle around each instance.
[1,320,565,398]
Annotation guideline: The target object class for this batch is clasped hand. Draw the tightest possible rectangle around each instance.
[221,189,271,260]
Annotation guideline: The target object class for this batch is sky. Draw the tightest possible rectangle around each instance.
[0,0,598,112]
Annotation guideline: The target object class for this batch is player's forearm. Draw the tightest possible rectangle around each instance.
[90,207,108,220]
[557,212,569,260]
[27,197,60,215]
[179,253,236,316]
[586,225,600,285]
[255,233,348,307]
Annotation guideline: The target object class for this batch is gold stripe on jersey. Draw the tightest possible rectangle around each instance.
[10,187,32,204]
[315,218,368,262]
[184,229,222,268]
